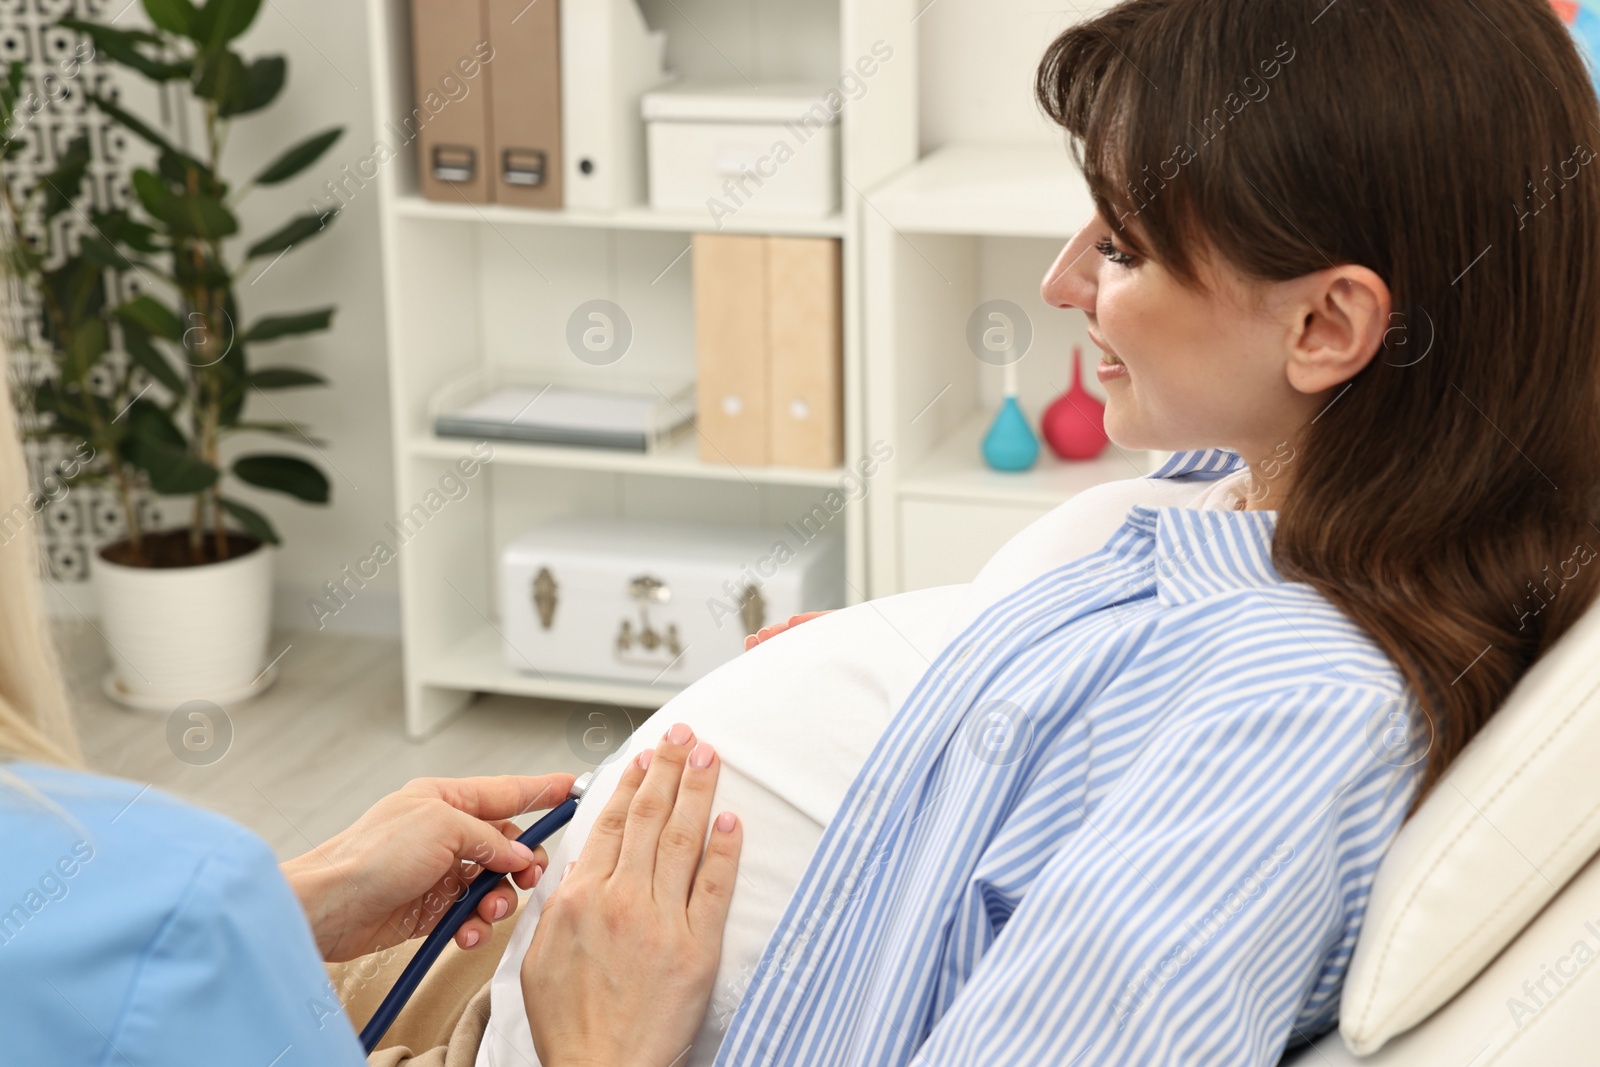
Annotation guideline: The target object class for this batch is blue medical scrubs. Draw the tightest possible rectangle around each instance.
[0,761,367,1066]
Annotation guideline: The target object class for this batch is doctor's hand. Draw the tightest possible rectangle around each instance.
[522,723,742,1067]
[282,773,576,963]
[744,610,833,650]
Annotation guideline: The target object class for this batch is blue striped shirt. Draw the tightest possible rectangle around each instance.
[714,449,1420,1066]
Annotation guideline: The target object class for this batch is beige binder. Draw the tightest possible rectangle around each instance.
[485,0,562,208]
[766,237,843,468]
[411,0,494,204]
[693,234,769,466]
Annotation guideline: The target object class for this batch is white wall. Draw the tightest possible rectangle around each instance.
[918,0,1101,151]
[227,0,399,635]
[914,1,1118,413]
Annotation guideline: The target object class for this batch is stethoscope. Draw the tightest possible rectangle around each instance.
[360,770,596,1053]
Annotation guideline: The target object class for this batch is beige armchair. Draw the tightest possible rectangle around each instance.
[1287,596,1600,1064]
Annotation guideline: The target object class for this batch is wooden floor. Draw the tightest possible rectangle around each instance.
[58,619,607,859]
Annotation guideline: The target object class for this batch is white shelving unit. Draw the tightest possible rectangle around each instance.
[365,0,1145,733]
[860,137,1162,597]
[393,194,849,238]
[365,0,915,735]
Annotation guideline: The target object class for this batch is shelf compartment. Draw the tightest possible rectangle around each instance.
[897,411,1155,509]
[866,142,1094,238]
[407,433,848,487]
[420,624,684,709]
[393,194,848,238]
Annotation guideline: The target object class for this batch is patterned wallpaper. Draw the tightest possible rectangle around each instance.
[1,0,170,581]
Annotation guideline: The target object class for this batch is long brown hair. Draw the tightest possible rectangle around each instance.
[1036,0,1600,802]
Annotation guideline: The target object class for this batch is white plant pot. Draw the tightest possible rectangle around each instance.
[92,539,278,711]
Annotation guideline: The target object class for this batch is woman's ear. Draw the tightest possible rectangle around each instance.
[1282,265,1391,396]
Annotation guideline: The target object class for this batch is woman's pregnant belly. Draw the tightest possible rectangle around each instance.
[475,584,969,1067]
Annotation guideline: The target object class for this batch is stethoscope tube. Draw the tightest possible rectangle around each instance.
[359,771,595,1054]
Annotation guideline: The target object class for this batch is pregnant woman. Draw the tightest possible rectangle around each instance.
[477,0,1600,1064]
[4,0,1596,1064]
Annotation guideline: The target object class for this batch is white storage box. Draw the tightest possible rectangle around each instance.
[500,517,845,688]
[642,82,840,219]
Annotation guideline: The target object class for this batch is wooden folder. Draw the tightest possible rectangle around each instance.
[693,234,770,466]
[485,0,562,208]
[411,0,494,204]
[692,235,844,469]
[766,236,843,468]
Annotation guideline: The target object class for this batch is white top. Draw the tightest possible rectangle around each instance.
[939,463,1251,646]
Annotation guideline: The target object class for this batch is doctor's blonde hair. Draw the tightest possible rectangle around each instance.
[1038,0,1600,803]
[0,332,82,768]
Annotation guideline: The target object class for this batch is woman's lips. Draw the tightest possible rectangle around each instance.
[1088,332,1128,382]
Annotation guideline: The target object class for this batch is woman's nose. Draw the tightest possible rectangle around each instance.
[1040,220,1098,313]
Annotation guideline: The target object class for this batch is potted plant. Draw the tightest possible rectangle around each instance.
[1,0,345,709]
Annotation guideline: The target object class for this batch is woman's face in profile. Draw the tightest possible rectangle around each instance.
[1040,208,1308,458]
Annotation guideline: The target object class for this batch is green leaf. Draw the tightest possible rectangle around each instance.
[132,169,238,239]
[26,378,64,416]
[245,213,330,260]
[142,0,197,34]
[78,234,136,271]
[253,127,342,186]
[157,148,223,198]
[190,0,264,46]
[56,17,160,47]
[219,496,279,544]
[28,378,94,431]
[232,453,329,503]
[208,293,246,425]
[64,318,108,383]
[128,435,217,495]
[194,48,248,113]
[116,295,186,342]
[0,61,24,120]
[126,397,186,447]
[123,399,207,495]
[250,367,325,389]
[58,19,188,82]
[137,442,218,494]
[39,133,91,221]
[121,324,186,394]
[91,209,165,255]
[86,91,181,158]
[41,256,107,328]
[31,386,97,441]
[42,412,98,442]
[226,55,285,117]
[243,307,333,343]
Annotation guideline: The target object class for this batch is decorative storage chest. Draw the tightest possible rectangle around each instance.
[500,517,845,686]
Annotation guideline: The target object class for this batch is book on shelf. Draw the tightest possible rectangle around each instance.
[432,373,695,453]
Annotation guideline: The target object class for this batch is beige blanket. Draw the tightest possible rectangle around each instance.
[328,904,516,1067]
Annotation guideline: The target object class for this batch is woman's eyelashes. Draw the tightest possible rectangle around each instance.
[1094,236,1138,267]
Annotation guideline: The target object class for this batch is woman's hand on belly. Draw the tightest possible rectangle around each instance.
[744,610,833,650]
[522,722,743,1067]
